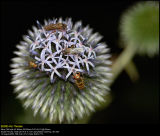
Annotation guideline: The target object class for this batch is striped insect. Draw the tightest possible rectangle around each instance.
[29,61,37,68]
[44,23,67,31]
[63,45,84,55]
[73,72,85,90]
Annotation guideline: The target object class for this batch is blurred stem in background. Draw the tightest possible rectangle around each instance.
[110,44,138,86]
[125,59,139,82]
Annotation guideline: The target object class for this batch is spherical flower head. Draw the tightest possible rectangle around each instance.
[120,1,159,57]
[10,17,112,123]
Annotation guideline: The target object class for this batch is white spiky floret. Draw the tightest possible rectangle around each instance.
[10,17,112,123]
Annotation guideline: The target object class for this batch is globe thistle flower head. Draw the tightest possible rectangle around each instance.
[10,17,112,123]
[120,1,159,57]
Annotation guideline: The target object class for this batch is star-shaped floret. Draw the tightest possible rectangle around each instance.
[58,56,70,68]
[51,33,63,52]
[86,45,96,58]
[69,55,84,69]
[45,51,59,65]
[82,55,95,72]
[30,39,40,51]
[35,55,52,71]
[45,62,63,83]
[55,52,63,64]
[63,64,84,79]
[69,31,84,44]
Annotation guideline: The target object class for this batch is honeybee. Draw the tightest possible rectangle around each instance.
[63,45,84,55]
[29,61,37,68]
[73,72,85,90]
[44,23,67,31]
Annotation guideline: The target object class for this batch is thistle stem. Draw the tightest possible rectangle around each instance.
[125,60,139,82]
[110,44,138,86]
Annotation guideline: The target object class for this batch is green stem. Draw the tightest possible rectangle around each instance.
[110,45,138,86]
[125,60,139,82]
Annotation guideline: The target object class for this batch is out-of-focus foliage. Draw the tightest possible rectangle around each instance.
[120,1,159,57]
